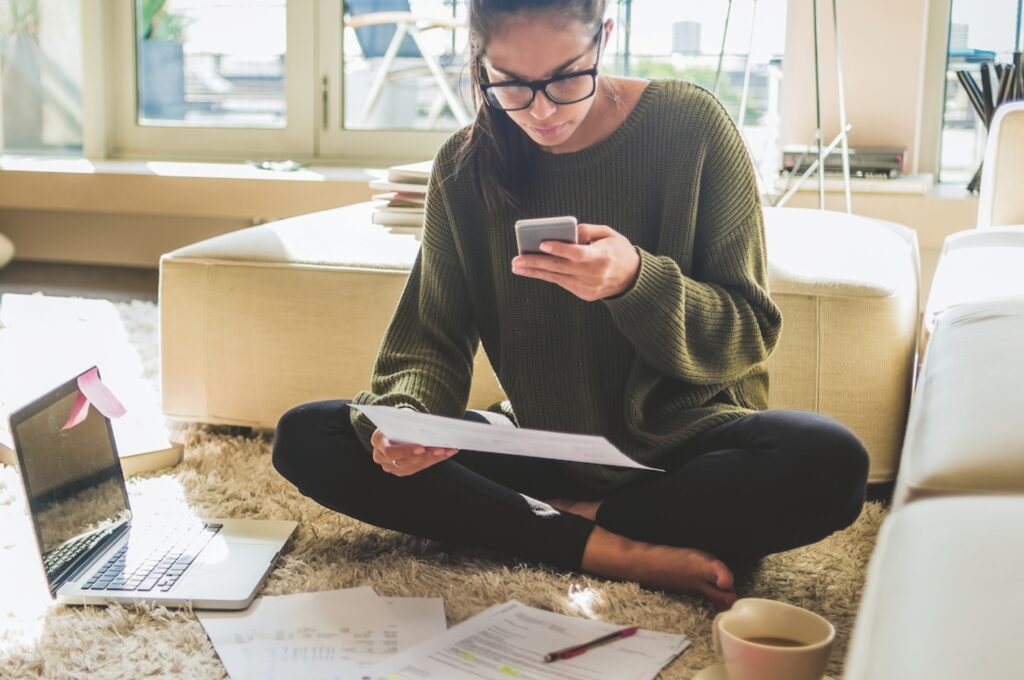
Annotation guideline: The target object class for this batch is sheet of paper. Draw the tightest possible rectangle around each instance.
[352,405,662,471]
[197,587,447,680]
[364,600,690,680]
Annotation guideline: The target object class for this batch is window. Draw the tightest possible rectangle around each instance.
[109,1,315,159]
[0,0,83,154]
[340,0,470,131]
[10,1,786,166]
[135,0,287,129]
[940,0,1023,184]
[605,0,788,185]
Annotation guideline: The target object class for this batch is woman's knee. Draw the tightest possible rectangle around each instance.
[271,400,350,485]
[779,411,868,481]
[801,413,870,524]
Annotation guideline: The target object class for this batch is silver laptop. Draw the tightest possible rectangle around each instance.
[9,367,296,610]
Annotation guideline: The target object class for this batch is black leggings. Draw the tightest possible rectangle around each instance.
[272,402,868,571]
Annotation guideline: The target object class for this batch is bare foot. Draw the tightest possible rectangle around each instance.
[581,526,737,610]
[546,497,603,521]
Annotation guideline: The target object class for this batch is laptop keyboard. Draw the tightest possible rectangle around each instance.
[82,522,223,593]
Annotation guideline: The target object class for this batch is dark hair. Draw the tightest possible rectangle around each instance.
[454,0,606,213]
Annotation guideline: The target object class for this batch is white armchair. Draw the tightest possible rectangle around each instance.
[923,102,1024,344]
[978,101,1024,228]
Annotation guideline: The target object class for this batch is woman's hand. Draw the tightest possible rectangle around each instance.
[511,223,640,301]
[370,428,458,477]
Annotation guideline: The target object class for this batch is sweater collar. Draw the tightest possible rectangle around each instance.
[527,79,665,172]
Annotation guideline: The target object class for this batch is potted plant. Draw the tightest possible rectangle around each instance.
[137,0,188,120]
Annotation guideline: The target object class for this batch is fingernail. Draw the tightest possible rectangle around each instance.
[539,242,552,253]
[414,447,425,455]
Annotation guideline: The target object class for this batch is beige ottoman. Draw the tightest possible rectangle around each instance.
[162,202,921,484]
[160,202,504,428]
[844,497,1024,679]
[894,299,1024,506]
[763,207,920,483]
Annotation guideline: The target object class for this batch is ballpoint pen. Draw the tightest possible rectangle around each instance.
[542,626,640,663]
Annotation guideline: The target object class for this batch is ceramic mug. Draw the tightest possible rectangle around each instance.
[712,598,835,680]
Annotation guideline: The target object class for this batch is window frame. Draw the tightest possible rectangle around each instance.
[106,0,316,160]
[923,0,1024,183]
[314,1,458,163]
[99,0,461,164]
[917,0,952,179]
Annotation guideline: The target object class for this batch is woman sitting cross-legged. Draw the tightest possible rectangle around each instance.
[272,0,869,611]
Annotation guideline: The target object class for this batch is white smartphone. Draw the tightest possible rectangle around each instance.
[514,216,579,255]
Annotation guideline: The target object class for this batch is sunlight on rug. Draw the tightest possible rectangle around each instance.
[0,293,887,679]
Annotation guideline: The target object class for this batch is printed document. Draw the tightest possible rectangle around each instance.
[352,405,662,471]
[363,600,690,680]
[197,587,446,680]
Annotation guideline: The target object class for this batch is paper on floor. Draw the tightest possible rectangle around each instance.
[197,586,447,680]
[363,600,690,680]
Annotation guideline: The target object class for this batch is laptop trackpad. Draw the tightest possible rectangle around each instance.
[176,540,281,601]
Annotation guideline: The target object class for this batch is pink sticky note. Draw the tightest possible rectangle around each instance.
[77,367,127,419]
[61,390,91,431]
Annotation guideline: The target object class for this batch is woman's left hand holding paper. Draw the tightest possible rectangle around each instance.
[370,428,458,477]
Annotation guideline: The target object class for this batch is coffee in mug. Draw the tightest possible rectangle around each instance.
[713,598,834,680]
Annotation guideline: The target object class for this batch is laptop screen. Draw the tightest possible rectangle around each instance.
[11,372,130,587]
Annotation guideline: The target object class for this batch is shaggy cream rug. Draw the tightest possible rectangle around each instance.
[0,295,886,679]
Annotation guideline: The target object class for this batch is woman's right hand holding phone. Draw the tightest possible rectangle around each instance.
[370,428,458,477]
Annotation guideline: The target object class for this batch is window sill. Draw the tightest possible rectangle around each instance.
[771,173,936,196]
[0,156,382,220]
[769,172,980,203]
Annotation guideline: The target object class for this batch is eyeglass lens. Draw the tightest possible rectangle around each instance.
[487,73,596,110]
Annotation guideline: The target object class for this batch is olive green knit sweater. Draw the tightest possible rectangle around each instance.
[352,79,782,492]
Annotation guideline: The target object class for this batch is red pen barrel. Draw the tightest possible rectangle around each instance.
[543,626,641,663]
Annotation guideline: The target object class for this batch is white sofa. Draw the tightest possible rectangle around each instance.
[844,300,1024,678]
[160,204,919,482]
[894,300,1024,506]
[843,106,1024,675]
[844,495,1024,680]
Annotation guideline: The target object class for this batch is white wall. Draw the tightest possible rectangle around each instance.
[780,0,934,172]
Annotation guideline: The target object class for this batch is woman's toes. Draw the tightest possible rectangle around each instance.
[709,560,735,591]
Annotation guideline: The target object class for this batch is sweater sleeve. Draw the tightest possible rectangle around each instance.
[349,165,478,451]
[603,98,782,385]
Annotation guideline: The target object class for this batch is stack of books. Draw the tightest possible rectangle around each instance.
[369,160,432,228]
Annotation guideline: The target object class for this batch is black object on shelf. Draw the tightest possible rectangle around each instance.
[957,52,1024,194]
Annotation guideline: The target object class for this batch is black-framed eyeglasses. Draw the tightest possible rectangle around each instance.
[479,26,604,112]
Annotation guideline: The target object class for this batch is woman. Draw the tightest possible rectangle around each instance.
[273,0,868,610]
